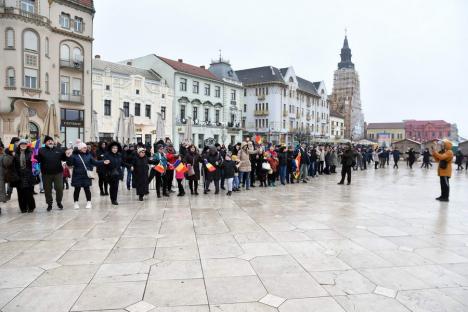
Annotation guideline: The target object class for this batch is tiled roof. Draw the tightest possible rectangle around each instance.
[296,76,318,96]
[404,120,450,126]
[236,66,285,85]
[93,59,160,81]
[367,122,405,130]
[67,0,94,9]
[158,56,220,81]
[312,81,321,90]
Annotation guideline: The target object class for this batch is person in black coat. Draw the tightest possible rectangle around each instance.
[221,153,236,196]
[392,148,401,169]
[96,142,108,196]
[184,144,202,195]
[338,143,356,185]
[286,146,295,184]
[130,147,151,201]
[278,146,288,185]
[12,140,36,213]
[104,142,124,205]
[68,142,107,209]
[203,146,222,194]
[406,148,417,169]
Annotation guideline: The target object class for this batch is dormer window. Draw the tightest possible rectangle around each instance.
[60,13,70,29]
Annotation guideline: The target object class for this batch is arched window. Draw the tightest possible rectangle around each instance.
[73,47,82,61]
[23,30,38,51]
[45,73,49,92]
[6,67,15,87]
[45,37,49,56]
[5,28,15,48]
[60,44,70,60]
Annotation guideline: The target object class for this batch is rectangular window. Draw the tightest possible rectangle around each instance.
[7,69,15,87]
[21,0,35,13]
[105,85,110,90]
[193,107,198,120]
[179,78,187,91]
[6,30,14,48]
[215,86,220,97]
[193,81,199,94]
[74,17,83,32]
[244,89,247,96]
[135,89,140,95]
[104,100,111,116]
[72,78,81,95]
[145,105,151,118]
[60,13,70,29]
[231,89,236,101]
[123,102,129,117]
[205,83,211,96]
[161,106,166,120]
[205,108,209,122]
[215,110,220,123]
[180,105,185,120]
[134,103,141,116]
[243,104,247,113]
[25,54,38,67]
[60,76,69,95]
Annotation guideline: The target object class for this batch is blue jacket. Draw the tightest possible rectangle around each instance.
[68,152,102,187]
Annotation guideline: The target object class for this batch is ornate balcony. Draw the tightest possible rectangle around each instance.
[59,93,83,103]
[254,110,268,116]
[60,59,84,71]
[0,2,50,25]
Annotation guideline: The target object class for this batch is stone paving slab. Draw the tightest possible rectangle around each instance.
[0,167,467,311]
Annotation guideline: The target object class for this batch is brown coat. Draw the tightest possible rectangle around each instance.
[432,140,453,177]
[238,142,256,172]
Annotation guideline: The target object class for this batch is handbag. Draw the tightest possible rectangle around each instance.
[439,159,448,170]
[78,154,95,179]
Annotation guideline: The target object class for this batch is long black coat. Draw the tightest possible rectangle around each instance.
[184,151,202,181]
[103,152,123,182]
[12,149,36,188]
[130,155,150,195]
[203,151,222,180]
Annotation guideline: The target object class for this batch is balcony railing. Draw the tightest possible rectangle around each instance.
[59,93,83,103]
[230,100,237,106]
[1,3,50,25]
[227,122,241,129]
[254,110,269,116]
[60,59,84,71]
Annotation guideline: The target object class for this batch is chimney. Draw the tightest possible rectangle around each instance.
[200,65,205,69]
[94,54,101,59]
[127,61,132,66]
[178,59,183,63]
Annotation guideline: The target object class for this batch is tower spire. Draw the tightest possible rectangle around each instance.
[338,34,354,69]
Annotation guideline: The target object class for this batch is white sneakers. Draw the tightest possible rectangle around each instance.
[73,202,92,209]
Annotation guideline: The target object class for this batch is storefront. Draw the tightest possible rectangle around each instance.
[60,108,85,145]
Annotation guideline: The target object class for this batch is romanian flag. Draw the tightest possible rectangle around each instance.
[175,162,188,174]
[204,160,216,172]
[8,144,14,152]
[293,152,301,179]
[255,134,262,145]
[153,164,165,173]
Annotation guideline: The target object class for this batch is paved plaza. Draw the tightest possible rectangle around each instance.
[0,167,467,312]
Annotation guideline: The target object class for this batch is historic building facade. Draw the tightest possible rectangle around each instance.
[124,54,243,148]
[404,120,452,142]
[330,36,365,140]
[0,0,94,143]
[330,110,345,140]
[366,122,405,143]
[92,56,173,144]
[236,66,329,145]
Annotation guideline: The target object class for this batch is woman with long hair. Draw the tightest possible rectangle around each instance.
[184,144,202,195]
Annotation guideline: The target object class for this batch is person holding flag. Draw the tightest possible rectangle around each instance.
[203,145,222,194]
[35,136,72,211]
[174,157,188,196]
[152,144,169,198]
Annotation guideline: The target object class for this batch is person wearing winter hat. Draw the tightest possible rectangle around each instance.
[67,142,109,209]
[129,147,151,201]
[104,142,124,205]
[35,135,72,211]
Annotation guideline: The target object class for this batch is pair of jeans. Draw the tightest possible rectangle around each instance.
[74,186,91,202]
[126,168,133,189]
[188,180,198,194]
[43,173,64,205]
[308,161,317,176]
[240,171,250,189]
[233,176,239,189]
[440,176,450,199]
[279,165,287,184]
[300,164,308,180]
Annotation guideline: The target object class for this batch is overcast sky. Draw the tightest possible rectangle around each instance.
[93,0,468,138]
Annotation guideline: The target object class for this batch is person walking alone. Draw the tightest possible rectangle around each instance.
[432,140,453,202]
[392,147,401,169]
[338,143,356,185]
[104,142,124,205]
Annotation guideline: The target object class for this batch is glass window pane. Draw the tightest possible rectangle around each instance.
[66,109,79,121]
[24,31,38,51]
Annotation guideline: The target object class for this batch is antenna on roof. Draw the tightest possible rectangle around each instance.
[219,49,222,62]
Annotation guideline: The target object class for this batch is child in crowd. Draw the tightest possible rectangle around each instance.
[62,162,70,190]
[232,155,240,192]
[175,157,186,197]
[222,153,236,196]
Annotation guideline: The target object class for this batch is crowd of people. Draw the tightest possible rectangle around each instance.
[0,135,464,214]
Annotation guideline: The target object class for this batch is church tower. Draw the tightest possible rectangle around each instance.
[330,35,365,140]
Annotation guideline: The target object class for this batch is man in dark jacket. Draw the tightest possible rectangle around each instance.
[338,143,356,185]
[36,136,72,211]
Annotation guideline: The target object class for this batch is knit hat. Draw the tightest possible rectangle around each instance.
[18,139,29,145]
[137,147,145,153]
[44,135,54,143]
[77,142,87,150]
